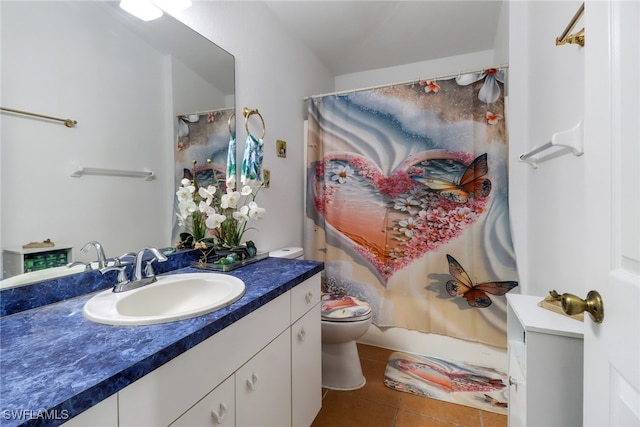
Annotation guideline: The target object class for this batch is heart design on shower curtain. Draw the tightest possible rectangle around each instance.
[312,151,490,283]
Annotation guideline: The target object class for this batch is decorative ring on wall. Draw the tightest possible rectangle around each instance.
[228,111,235,136]
[242,107,265,139]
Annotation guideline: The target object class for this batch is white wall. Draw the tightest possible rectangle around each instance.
[335,50,496,92]
[508,0,586,297]
[172,2,335,255]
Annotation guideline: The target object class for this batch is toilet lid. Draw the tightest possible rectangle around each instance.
[321,294,371,322]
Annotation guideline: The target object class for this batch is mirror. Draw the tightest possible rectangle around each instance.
[0,1,235,288]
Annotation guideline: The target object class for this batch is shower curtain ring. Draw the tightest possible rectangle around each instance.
[242,107,266,139]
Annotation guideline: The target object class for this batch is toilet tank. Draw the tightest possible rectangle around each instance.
[269,247,304,259]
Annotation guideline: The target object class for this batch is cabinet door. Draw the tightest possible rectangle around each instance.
[236,330,291,427]
[507,342,527,427]
[292,303,321,427]
[61,394,117,427]
[171,375,235,427]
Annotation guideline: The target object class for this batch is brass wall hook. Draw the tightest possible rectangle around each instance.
[556,3,585,47]
[560,290,604,323]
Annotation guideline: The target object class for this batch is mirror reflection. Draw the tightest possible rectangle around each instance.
[0,1,235,288]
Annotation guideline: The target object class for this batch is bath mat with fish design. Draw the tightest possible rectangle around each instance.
[383,352,508,414]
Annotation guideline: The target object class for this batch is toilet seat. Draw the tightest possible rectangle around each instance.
[321,294,371,323]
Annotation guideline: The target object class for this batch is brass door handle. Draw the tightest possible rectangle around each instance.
[560,290,604,323]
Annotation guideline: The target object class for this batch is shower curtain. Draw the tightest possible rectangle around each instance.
[305,69,519,348]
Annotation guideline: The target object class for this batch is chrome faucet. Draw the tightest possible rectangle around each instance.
[81,241,107,269]
[132,247,168,282]
[100,247,168,293]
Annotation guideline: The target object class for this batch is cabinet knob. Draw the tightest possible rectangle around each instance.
[211,402,227,424]
[305,291,313,304]
[246,372,259,390]
[298,327,306,341]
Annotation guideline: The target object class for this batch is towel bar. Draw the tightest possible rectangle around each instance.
[70,164,155,180]
[519,122,583,168]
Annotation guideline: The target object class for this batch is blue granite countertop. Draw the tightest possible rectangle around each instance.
[0,257,323,427]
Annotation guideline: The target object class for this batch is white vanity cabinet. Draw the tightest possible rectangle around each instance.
[506,294,584,427]
[90,272,323,427]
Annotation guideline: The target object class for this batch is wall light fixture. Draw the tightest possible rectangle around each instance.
[119,0,192,22]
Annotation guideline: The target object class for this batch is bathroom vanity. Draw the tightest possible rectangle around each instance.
[506,294,584,427]
[0,257,323,427]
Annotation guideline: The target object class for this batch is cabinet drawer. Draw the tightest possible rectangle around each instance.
[119,292,290,427]
[291,273,321,322]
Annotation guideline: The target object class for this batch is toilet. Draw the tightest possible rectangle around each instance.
[319,293,372,390]
[269,247,373,391]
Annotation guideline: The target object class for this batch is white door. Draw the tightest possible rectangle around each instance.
[583,1,640,426]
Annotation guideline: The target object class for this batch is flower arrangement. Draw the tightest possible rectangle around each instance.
[175,159,265,261]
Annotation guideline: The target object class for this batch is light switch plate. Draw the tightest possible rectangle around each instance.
[276,140,287,158]
[263,169,270,188]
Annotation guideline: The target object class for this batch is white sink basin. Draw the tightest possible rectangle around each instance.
[83,273,245,326]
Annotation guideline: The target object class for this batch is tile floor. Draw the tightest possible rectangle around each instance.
[311,343,508,427]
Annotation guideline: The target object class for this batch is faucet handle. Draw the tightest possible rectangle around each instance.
[100,266,129,286]
[113,252,136,266]
[144,257,157,277]
[67,261,92,271]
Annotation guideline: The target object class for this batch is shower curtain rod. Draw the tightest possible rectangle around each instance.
[304,63,508,100]
[178,106,234,117]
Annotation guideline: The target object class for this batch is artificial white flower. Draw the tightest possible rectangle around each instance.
[248,201,265,219]
[205,213,227,229]
[221,189,240,209]
[234,206,249,222]
[198,185,217,201]
[175,211,189,227]
[226,174,236,189]
[198,200,212,213]
[178,199,197,214]
[176,185,195,202]
[176,160,266,249]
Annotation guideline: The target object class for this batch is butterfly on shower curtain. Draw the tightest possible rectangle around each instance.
[445,254,518,308]
[413,153,491,204]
